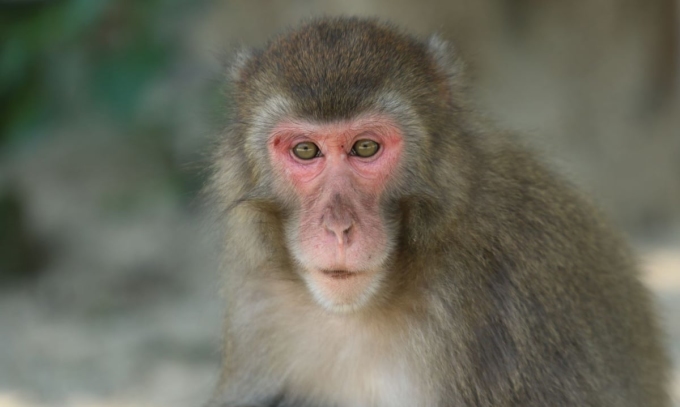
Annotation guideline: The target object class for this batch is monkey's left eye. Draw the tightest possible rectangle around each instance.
[293,142,320,160]
[351,139,380,158]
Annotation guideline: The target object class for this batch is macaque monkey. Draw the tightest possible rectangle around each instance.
[206,17,670,407]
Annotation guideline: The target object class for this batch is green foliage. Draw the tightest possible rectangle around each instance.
[0,0,201,151]
[1,0,106,146]
[92,44,169,122]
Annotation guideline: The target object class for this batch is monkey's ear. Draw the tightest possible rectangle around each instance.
[228,48,255,82]
[426,35,465,83]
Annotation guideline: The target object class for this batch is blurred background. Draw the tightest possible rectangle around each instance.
[0,1,679,406]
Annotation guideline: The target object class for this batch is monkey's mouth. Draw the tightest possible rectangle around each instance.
[320,269,357,280]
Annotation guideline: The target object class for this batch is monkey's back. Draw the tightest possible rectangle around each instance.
[438,137,671,406]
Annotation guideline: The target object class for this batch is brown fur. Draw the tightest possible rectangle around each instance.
[206,17,670,407]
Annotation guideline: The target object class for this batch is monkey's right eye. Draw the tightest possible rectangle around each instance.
[293,142,320,160]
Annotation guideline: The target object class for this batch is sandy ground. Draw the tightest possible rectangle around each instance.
[643,244,680,406]
[0,235,677,407]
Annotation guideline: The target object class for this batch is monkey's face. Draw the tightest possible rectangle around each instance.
[267,114,404,312]
[228,18,457,312]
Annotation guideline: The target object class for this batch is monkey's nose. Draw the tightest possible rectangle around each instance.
[323,216,353,246]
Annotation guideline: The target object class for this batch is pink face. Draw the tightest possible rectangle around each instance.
[268,115,404,312]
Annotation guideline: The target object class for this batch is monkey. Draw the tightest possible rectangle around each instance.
[205,17,670,407]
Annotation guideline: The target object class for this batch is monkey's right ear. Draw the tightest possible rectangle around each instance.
[228,48,255,82]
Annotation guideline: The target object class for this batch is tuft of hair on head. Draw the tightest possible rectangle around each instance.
[228,47,255,83]
[426,34,468,99]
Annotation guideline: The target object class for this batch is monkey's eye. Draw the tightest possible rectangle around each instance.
[293,142,320,160]
[351,139,380,158]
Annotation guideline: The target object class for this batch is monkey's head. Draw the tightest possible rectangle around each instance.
[217,17,472,313]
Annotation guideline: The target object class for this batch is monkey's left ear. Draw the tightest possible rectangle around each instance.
[426,35,465,85]
[228,48,255,83]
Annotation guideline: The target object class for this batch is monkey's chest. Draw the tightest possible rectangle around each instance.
[282,322,432,407]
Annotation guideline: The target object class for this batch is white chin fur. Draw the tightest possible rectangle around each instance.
[301,271,385,313]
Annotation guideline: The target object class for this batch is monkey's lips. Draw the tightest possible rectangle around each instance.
[319,269,358,280]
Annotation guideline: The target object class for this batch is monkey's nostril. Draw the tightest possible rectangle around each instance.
[342,225,352,245]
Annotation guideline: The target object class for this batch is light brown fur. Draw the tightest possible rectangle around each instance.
[206,17,670,407]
